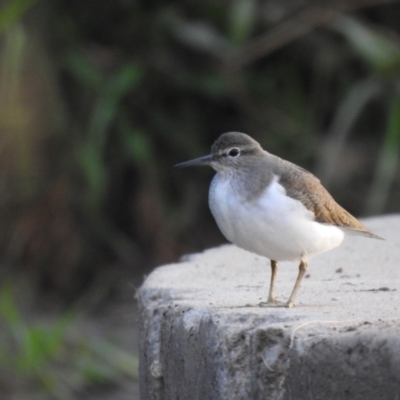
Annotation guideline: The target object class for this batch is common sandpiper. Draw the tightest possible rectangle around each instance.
[176,132,382,307]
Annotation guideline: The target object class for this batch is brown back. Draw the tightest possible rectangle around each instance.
[269,155,381,239]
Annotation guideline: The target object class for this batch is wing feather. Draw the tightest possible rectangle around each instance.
[271,157,382,239]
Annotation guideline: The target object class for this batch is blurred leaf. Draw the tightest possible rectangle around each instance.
[0,286,134,396]
[77,344,116,384]
[166,10,232,56]
[77,360,115,384]
[77,62,143,212]
[77,143,107,211]
[64,52,104,90]
[228,0,256,45]
[88,62,143,144]
[15,312,75,373]
[119,124,153,165]
[47,312,75,353]
[0,284,25,342]
[0,0,38,35]
[18,326,51,372]
[86,339,139,379]
[0,284,20,326]
[365,90,400,214]
[333,16,400,74]
[104,63,143,100]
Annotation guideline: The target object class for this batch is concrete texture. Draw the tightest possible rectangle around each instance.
[138,215,400,400]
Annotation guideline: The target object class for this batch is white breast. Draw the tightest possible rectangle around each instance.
[208,174,345,262]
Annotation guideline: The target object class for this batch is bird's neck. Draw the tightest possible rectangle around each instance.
[215,157,275,203]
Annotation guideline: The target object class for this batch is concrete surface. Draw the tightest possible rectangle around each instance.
[138,215,400,400]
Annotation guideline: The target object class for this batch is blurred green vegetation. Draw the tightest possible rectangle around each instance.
[0,284,138,399]
[0,0,399,398]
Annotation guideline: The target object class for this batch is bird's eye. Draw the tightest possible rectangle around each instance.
[228,148,240,157]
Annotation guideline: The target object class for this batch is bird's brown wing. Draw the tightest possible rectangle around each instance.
[274,158,381,239]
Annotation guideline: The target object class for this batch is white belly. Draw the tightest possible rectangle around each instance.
[208,175,345,262]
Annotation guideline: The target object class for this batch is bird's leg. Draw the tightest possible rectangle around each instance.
[259,260,282,307]
[267,260,278,303]
[286,259,308,308]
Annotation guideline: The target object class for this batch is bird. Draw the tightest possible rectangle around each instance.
[175,132,382,307]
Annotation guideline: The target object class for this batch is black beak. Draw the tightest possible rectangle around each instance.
[174,154,213,168]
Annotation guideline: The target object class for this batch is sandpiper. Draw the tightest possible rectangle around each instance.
[176,132,382,307]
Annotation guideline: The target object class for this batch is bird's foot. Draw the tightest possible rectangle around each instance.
[258,299,285,308]
[258,299,296,308]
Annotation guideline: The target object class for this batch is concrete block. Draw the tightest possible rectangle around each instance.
[138,215,400,399]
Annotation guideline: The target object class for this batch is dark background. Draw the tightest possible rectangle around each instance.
[0,0,399,398]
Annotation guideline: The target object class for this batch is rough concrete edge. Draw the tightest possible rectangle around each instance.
[138,287,171,400]
[138,286,299,400]
[139,285,400,400]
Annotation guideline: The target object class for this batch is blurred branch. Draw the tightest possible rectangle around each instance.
[332,14,400,74]
[227,0,398,69]
[316,78,382,186]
